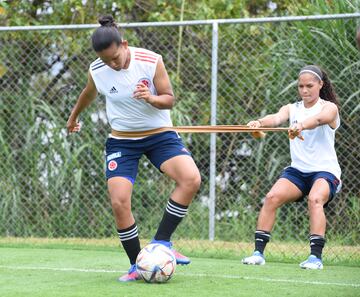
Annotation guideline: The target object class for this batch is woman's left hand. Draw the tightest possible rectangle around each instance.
[288,122,304,140]
[133,83,153,103]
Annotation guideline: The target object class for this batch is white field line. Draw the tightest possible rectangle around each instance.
[0,265,359,288]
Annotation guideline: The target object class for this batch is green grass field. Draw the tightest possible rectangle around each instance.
[0,238,359,297]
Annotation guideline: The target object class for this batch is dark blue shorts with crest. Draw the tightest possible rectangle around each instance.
[105,131,191,184]
[279,166,341,207]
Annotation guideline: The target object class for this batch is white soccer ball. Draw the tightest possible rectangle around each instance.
[136,243,176,283]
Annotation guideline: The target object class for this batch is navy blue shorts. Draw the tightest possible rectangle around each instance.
[105,131,192,184]
[279,166,341,207]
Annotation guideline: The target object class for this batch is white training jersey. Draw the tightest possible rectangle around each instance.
[89,46,172,131]
[289,98,341,179]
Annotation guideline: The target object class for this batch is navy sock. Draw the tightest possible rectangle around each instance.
[117,223,141,265]
[309,234,326,259]
[154,198,188,241]
[254,230,271,254]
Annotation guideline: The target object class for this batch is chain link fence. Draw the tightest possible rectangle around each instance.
[0,14,359,263]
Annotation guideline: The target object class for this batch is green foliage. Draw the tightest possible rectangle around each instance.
[1,0,345,27]
[0,0,133,26]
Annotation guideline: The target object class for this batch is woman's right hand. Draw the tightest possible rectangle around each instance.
[247,120,261,128]
[66,117,81,133]
[288,123,304,140]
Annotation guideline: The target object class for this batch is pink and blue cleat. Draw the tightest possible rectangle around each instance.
[151,239,191,265]
[118,264,141,282]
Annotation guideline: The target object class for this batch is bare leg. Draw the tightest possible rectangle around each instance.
[299,178,330,268]
[108,177,141,272]
[153,155,201,263]
[257,178,303,231]
[107,177,134,229]
[160,155,201,205]
[308,178,330,236]
[242,178,303,264]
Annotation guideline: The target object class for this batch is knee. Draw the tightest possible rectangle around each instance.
[193,172,202,191]
[263,191,282,209]
[110,194,131,213]
[180,171,202,193]
[189,171,202,192]
[308,194,325,210]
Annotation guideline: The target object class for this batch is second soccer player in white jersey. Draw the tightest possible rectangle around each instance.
[242,65,341,270]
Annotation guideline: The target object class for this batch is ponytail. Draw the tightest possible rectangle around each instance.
[92,15,122,52]
[319,69,339,109]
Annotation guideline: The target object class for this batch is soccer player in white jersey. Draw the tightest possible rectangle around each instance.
[242,65,341,269]
[66,15,201,281]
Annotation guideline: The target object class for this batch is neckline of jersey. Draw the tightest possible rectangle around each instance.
[303,97,322,110]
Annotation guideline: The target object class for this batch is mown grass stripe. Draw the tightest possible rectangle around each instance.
[1,265,359,288]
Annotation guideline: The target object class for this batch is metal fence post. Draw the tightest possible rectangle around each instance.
[209,21,218,241]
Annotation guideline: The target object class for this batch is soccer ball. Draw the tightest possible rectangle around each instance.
[136,243,176,283]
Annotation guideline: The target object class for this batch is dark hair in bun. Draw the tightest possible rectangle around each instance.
[92,15,122,52]
[98,15,116,27]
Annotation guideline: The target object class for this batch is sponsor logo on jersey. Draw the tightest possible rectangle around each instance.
[108,160,118,171]
[110,86,118,94]
[107,152,122,161]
